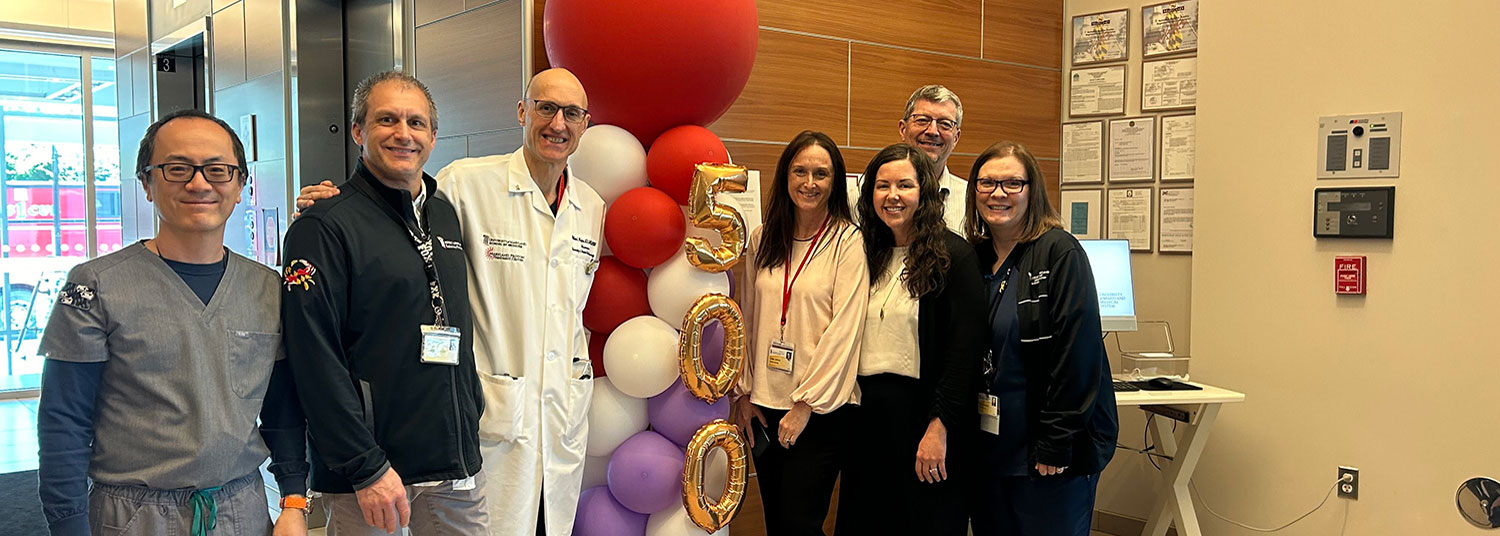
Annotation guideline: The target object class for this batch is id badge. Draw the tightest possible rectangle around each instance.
[978,393,1000,435]
[453,475,477,491]
[420,325,461,365]
[767,340,795,375]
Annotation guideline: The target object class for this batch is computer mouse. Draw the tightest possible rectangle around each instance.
[1146,377,1176,390]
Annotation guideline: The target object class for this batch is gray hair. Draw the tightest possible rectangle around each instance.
[350,70,439,131]
[903,84,963,127]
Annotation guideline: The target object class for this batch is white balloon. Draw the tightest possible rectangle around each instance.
[646,249,731,328]
[603,316,681,398]
[586,377,649,457]
[570,124,649,205]
[582,454,612,490]
[646,505,729,536]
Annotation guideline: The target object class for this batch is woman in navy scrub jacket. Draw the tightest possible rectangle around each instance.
[963,141,1119,536]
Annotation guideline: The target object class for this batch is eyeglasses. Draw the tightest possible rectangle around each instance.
[905,114,958,133]
[975,178,1027,194]
[529,99,589,124]
[141,163,243,183]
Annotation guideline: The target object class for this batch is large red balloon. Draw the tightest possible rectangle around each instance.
[543,0,758,146]
[604,187,687,269]
[584,256,651,334]
[646,125,730,206]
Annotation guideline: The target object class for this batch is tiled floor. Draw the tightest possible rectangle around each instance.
[0,397,39,474]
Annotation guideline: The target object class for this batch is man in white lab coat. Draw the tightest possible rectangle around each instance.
[297,68,604,535]
[434,68,604,536]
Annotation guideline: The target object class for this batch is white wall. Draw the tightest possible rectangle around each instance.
[1189,1,1500,534]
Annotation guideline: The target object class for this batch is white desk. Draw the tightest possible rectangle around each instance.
[1115,382,1246,536]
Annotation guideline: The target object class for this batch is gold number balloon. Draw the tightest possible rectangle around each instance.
[682,420,749,533]
[677,293,745,403]
[683,163,749,273]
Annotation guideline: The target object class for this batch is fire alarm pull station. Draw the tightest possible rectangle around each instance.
[1335,256,1366,295]
[1314,187,1394,239]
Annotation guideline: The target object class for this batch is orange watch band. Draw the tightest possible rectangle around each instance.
[279,495,310,511]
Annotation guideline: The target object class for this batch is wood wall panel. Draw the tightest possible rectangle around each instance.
[755,0,983,58]
[982,0,1064,67]
[709,30,849,145]
[848,44,1061,160]
[467,128,524,157]
[415,0,524,138]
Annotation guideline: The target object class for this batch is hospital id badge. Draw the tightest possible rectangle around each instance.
[420,325,461,365]
[767,340,795,375]
[978,393,1000,435]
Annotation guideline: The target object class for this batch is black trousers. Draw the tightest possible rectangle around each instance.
[752,404,851,536]
[835,374,968,536]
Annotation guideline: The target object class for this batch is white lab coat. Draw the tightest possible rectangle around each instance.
[436,148,605,536]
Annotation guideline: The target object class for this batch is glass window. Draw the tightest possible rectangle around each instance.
[0,47,117,392]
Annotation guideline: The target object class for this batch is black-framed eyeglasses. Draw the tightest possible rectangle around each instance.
[529,99,589,124]
[140,163,244,183]
[906,114,958,133]
[975,178,1027,194]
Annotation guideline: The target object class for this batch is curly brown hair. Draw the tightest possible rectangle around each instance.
[858,144,951,298]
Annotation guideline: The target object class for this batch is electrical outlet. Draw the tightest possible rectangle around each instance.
[1338,466,1359,499]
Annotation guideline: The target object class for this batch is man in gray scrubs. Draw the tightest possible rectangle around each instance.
[36,109,309,536]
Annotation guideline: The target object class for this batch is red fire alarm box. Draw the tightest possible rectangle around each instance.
[1335,256,1366,295]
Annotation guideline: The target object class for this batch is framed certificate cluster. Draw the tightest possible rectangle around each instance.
[1060,3,1198,253]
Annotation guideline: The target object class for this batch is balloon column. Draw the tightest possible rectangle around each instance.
[551,0,758,534]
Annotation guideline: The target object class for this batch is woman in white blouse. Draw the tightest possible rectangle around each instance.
[835,144,987,535]
[730,130,869,535]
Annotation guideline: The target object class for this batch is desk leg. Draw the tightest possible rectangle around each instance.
[1139,404,1221,536]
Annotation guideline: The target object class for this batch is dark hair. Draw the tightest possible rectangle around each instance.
[754,130,852,271]
[350,70,439,131]
[134,109,248,184]
[963,141,1061,244]
[859,144,951,298]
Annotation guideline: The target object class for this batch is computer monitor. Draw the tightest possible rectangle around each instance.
[1078,239,1137,332]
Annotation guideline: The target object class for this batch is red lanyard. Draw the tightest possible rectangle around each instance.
[780,214,832,334]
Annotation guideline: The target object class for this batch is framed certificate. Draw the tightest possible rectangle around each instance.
[1062,121,1105,184]
[1071,9,1129,66]
[1069,65,1127,117]
[1142,0,1199,58]
[1107,187,1154,251]
[1158,187,1194,253]
[1061,189,1104,239]
[1108,117,1156,183]
[1158,114,1195,182]
[1142,57,1197,111]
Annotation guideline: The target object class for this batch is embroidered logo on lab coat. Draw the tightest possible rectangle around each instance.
[481,234,525,262]
[283,259,318,291]
[58,282,96,311]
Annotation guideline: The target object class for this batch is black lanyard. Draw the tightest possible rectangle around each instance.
[363,179,450,328]
[981,265,1015,388]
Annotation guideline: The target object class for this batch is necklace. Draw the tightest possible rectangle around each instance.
[877,252,908,320]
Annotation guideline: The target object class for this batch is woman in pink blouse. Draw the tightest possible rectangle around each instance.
[731,130,869,535]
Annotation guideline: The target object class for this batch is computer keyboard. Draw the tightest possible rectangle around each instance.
[1112,379,1140,392]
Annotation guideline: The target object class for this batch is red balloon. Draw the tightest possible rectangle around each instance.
[588,330,608,378]
[646,125,730,206]
[584,256,651,334]
[603,187,687,268]
[543,0,758,145]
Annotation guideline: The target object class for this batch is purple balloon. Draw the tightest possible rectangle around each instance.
[701,320,724,373]
[648,380,731,446]
[606,431,685,514]
[574,486,647,536]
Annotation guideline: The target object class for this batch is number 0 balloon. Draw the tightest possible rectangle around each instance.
[681,420,748,533]
[677,293,744,403]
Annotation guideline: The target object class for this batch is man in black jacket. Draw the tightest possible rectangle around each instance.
[281,71,486,535]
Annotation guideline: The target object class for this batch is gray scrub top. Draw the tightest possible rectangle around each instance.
[39,242,284,490]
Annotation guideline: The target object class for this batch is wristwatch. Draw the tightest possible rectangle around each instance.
[279,494,311,513]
